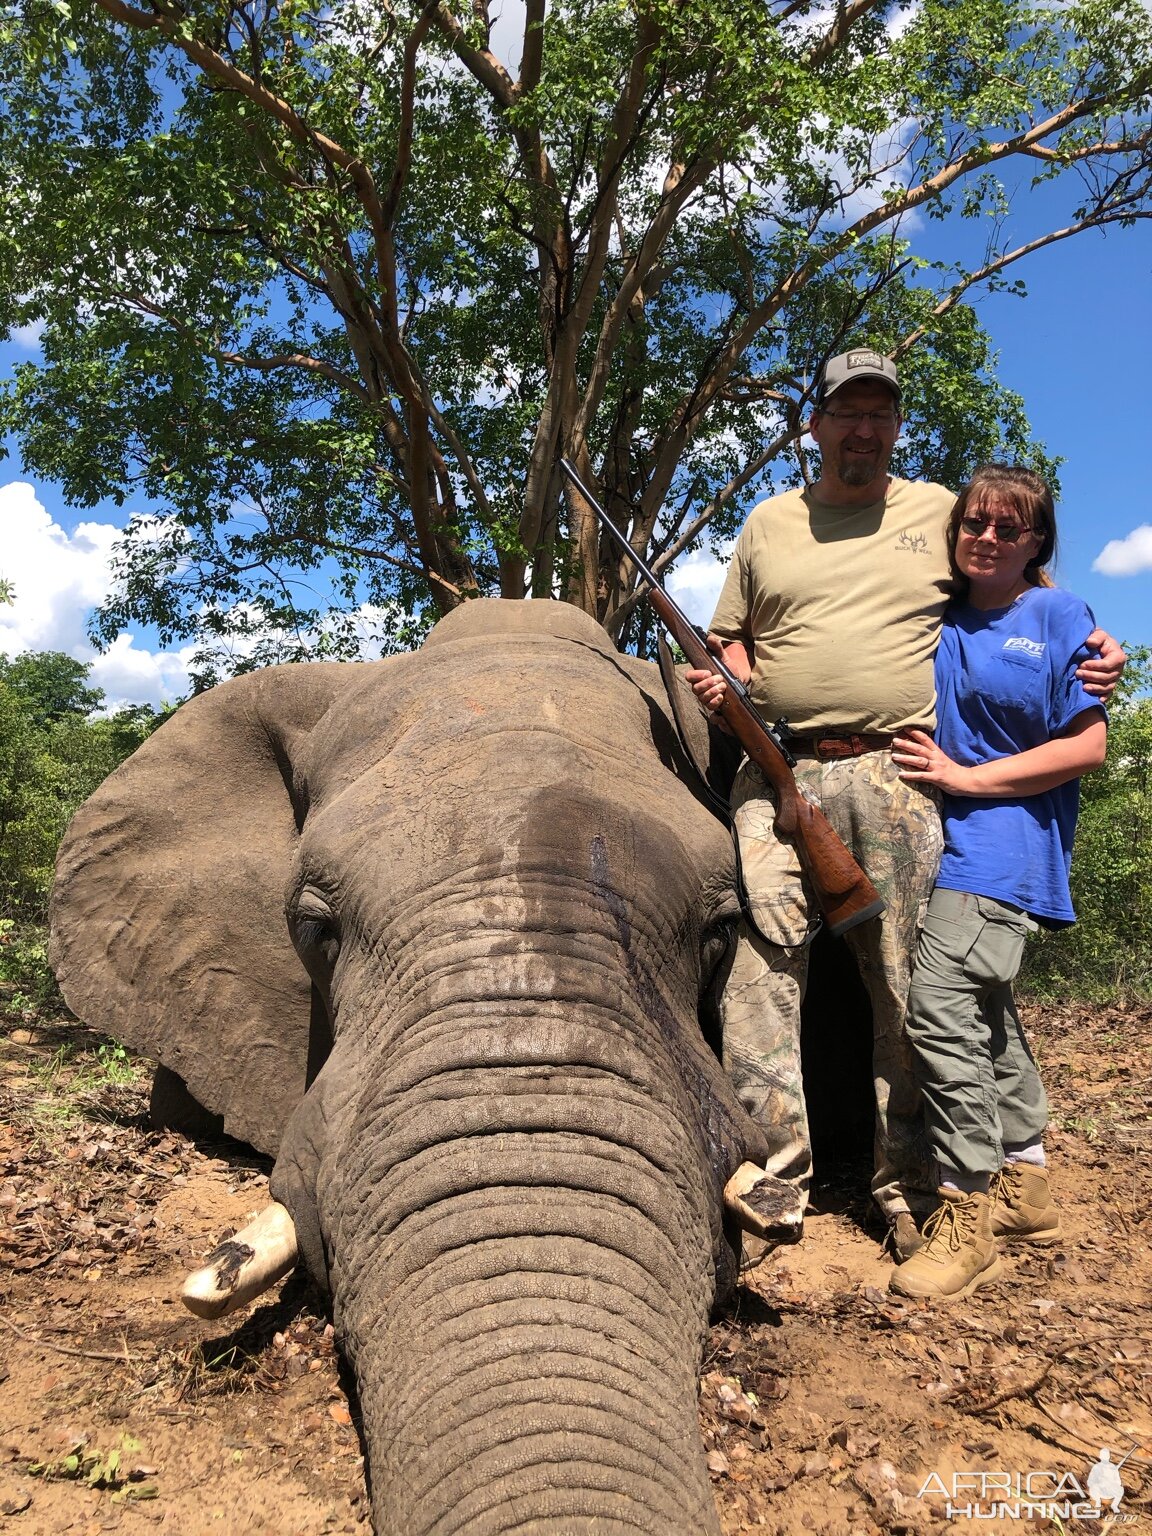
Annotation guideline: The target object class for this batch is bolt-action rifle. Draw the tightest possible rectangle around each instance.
[560,458,885,938]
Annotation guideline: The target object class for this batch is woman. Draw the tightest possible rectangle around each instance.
[888,464,1107,1301]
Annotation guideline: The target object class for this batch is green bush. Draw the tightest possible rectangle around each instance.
[1021,647,1152,1001]
[0,652,176,1010]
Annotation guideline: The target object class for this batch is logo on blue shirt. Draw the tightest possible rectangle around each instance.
[1003,637,1046,658]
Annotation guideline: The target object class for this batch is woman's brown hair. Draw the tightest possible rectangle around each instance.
[946,463,1057,595]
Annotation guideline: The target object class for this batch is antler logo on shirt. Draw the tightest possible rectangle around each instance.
[896,531,929,554]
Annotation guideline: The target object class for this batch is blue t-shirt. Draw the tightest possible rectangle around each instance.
[934,585,1104,926]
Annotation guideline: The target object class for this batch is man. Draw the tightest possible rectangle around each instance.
[687,347,1123,1259]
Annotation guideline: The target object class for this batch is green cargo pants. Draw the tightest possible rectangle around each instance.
[722,751,943,1223]
[905,886,1047,1178]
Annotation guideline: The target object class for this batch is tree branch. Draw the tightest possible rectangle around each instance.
[634,74,1151,528]
[893,207,1152,359]
[118,292,372,399]
[381,0,439,228]
[428,0,518,109]
[805,0,889,69]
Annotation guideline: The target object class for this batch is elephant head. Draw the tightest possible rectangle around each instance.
[50,598,770,1535]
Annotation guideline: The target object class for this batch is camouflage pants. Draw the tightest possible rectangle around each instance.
[722,751,944,1222]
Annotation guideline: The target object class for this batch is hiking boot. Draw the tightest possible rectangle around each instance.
[888,1188,1002,1300]
[990,1162,1062,1244]
[887,1212,924,1262]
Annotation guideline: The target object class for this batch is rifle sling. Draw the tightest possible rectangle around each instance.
[655,634,821,953]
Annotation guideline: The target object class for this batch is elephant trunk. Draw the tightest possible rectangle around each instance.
[321,983,728,1534]
[353,1193,719,1533]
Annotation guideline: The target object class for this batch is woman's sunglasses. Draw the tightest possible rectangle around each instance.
[959,517,1035,544]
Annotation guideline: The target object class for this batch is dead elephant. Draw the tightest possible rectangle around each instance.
[51,598,782,1536]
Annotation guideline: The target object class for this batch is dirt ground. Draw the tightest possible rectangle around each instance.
[1,998,1149,1536]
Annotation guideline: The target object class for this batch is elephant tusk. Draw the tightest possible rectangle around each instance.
[181,1202,299,1319]
[722,1162,804,1244]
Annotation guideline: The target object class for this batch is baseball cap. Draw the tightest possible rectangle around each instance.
[815,349,902,406]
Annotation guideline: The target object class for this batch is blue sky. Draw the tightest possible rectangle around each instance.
[932,206,1152,653]
[1,201,1149,706]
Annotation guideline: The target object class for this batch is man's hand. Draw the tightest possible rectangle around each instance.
[686,634,752,706]
[686,634,752,723]
[691,635,752,731]
[1078,629,1126,701]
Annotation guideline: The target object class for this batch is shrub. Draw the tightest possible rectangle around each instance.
[1021,647,1152,1000]
[0,654,176,1012]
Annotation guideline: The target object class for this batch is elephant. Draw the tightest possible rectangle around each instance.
[49,597,781,1536]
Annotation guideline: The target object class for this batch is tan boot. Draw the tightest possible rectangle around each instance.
[888,1188,1002,1300]
[990,1162,1062,1244]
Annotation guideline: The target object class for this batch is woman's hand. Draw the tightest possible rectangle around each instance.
[891,728,975,793]
[897,712,1106,799]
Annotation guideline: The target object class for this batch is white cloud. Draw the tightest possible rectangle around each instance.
[665,542,733,630]
[1092,526,1152,578]
[10,319,45,351]
[884,0,922,41]
[88,634,197,710]
[0,480,195,708]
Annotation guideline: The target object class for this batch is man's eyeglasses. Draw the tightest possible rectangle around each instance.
[959,516,1035,544]
[821,409,898,428]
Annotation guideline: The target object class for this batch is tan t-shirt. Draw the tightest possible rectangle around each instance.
[709,477,954,734]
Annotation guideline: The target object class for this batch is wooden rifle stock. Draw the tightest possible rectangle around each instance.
[560,458,885,938]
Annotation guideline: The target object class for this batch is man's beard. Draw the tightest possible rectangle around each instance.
[833,445,888,487]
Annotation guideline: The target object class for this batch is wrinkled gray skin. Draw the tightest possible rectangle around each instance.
[50,600,769,1536]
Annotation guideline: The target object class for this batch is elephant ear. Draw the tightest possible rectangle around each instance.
[614,646,742,813]
[49,662,374,1155]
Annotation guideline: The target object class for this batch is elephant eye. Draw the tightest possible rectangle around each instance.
[298,919,340,968]
[699,889,740,986]
[292,887,341,969]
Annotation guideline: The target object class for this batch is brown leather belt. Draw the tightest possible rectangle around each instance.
[788,733,895,760]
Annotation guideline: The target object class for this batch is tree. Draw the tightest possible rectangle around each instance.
[2,0,1150,665]
[0,656,173,923]
[1023,647,1152,998]
[0,651,105,726]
